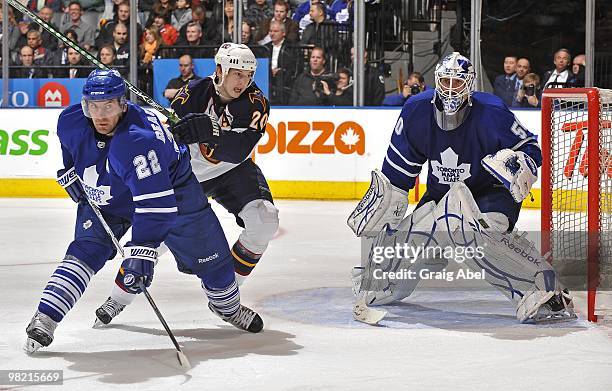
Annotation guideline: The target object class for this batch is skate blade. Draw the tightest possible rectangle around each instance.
[525,310,578,324]
[23,337,43,355]
[92,318,108,329]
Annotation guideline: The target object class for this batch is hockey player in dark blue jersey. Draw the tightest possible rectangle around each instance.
[24,69,263,355]
[348,53,576,324]
[93,43,278,327]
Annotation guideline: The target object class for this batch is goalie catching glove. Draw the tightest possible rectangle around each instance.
[118,245,158,294]
[481,149,537,203]
[170,112,222,147]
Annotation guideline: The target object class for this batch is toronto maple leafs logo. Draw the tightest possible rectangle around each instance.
[81,165,112,206]
[431,147,471,185]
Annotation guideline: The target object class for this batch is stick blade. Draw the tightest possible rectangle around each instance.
[177,349,191,370]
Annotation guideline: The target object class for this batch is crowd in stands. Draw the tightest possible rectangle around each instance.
[0,1,587,108]
[492,48,587,109]
[1,0,383,105]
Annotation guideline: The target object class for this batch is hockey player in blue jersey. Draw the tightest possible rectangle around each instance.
[93,43,279,327]
[24,69,263,355]
[348,52,575,324]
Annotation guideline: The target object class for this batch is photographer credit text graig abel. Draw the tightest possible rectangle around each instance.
[370,242,487,282]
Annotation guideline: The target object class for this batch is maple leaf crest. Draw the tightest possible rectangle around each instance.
[82,165,112,206]
[340,127,360,149]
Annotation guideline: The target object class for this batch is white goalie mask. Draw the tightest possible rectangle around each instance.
[432,52,476,131]
[213,43,257,91]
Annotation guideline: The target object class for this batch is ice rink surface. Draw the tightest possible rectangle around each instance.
[1,198,611,390]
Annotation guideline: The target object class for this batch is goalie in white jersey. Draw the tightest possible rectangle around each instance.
[348,52,576,324]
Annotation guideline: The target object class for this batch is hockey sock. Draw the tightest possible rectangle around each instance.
[231,240,262,279]
[110,279,138,306]
[202,280,240,318]
[38,257,94,322]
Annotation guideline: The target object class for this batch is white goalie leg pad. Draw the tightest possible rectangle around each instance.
[435,183,572,322]
[347,169,408,237]
[354,200,450,306]
[237,199,279,254]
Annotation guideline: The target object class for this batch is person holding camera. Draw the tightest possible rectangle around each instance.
[382,72,426,106]
[512,73,541,108]
[319,67,353,106]
[290,46,331,106]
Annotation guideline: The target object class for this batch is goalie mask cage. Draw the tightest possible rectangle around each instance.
[541,88,612,322]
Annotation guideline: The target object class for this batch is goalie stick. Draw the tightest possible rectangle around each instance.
[86,198,191,370]
[5,0,180,125]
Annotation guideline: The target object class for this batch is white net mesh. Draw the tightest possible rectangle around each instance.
[546,89,612,305]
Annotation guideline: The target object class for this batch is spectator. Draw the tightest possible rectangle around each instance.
[27,0,62,15]
[112,22,130,73]
[382,72,426,106]
[266,19,299,104]
[145,0,175,27]
[163,54,201,100]
[152,13,179,47]
[512,57,531,106]
[330,0,352,31]
[254,0,299,44]
[292,0,329,35]
[218,0,236,43]
[138,0,157,26]
[95,1,143,50]
[26,29,53,65]
[350,47,385,106]
[300,2,327,46]
[175,21,212,57]
[98,44,117,67]
[0,6,22,60]
[177,5,218,44]
[320,67,353,106]
[11,46,47,78]
[140,26,163,64]
[493,55,517,107]
[542,48,575,88]
[289,46,331,106]
[245,0,273,27]
[51,28,78,67]
[54,46,91,78]
[29,6,60,51]
[60,1,95,51]
[513,73,541,108]
[172,0,192,31]
[60,0,104,32]
[572,53,586,88]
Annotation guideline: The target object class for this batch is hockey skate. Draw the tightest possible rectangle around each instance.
[208,303,264,333]
[518,289,577,323]
[93,297,126,328]
[24,311,58,355]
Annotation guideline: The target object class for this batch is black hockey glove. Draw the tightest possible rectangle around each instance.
[170,113,222,147]
[57,167,84,203]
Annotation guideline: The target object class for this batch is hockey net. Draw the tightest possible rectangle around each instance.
[541,88,612,322]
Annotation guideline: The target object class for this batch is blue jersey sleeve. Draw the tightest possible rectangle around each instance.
[491,104,542,167]
[109,129,179,248]
[381,102,427,191]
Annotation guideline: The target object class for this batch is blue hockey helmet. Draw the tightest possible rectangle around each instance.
[81,69,127,117]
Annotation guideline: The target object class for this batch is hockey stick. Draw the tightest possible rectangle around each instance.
[85,198,191,369]
[5,0,180,125]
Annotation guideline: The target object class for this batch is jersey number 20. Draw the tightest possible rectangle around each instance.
[133,150,161,179]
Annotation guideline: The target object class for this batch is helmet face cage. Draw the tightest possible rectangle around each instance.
[81,69,127,118]
[214,43,257,89]
[434,52,475,114]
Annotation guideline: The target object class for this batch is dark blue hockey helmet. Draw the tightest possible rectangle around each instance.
[81,69,126,117]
